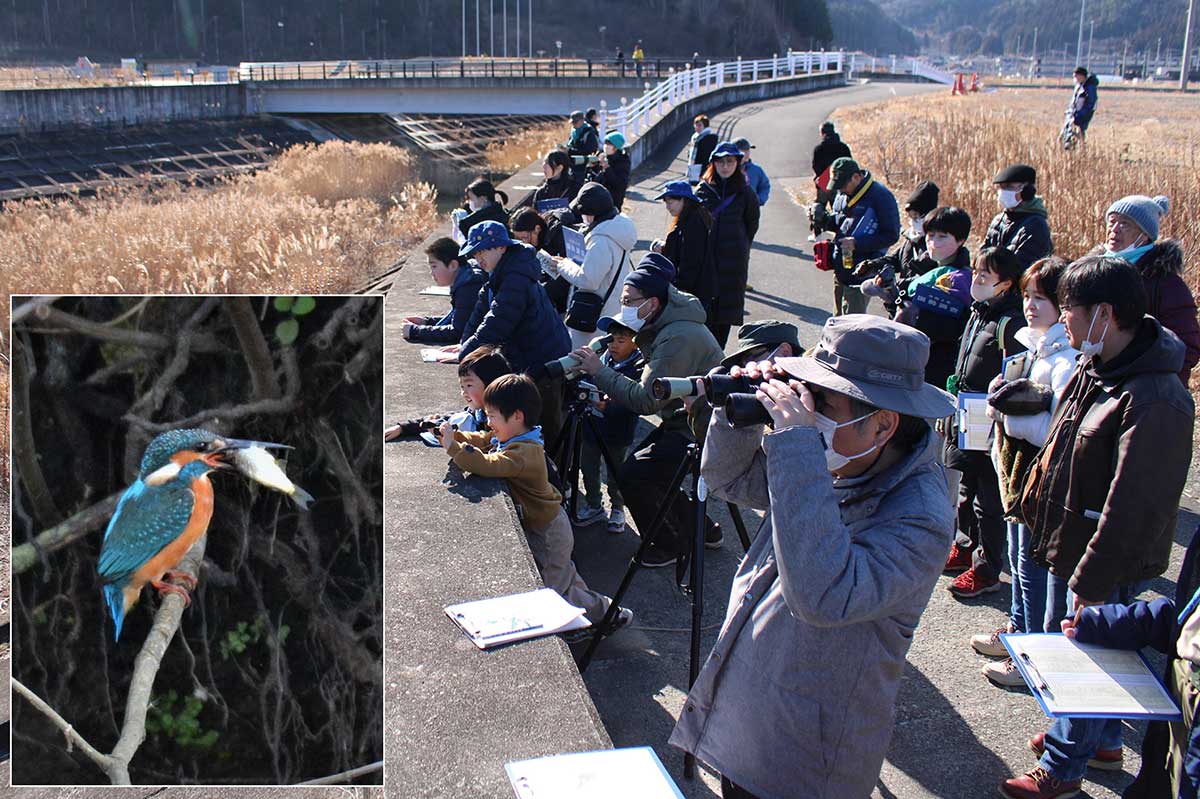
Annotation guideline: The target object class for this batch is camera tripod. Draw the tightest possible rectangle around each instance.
[575,438,753,780]
[550,380,626,523]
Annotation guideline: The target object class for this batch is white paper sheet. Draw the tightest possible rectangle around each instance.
[445,588,590,649]
[506,747,685,799]
[419,285,452,296]
[419,348,458,364]
[956,392,992,451]
[1002,633,1182,719]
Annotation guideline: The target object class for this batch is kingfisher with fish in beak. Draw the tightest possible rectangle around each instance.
[99,428,313,641]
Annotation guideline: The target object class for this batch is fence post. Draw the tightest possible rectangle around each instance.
[668,68,676,104]
[643,82,651,127]
[789,49,795,76]
[618,100,628,140]
[838,50,844,72]
[658,82,666,115]
[751,59,758,82]
[891,54,897,74]
[736,55,742,82]
[848,53,854,80]
[772,53,778,79]
[600,100,608,142]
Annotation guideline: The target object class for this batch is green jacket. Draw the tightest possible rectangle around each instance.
[592,286,725,435]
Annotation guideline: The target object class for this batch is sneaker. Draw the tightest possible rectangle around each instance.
[744,283,755,292]
[704,521,723,550]
[971,625,1012,657]
[943,543,973,573]
[609,606,634,633]
[606,508,627,534]
[1028,732,1124,771]
[1000,766,1082,799]
[574,504,606,526]
[983,657,1027,687]
[641,543,679,568]
[947,567,1001,598]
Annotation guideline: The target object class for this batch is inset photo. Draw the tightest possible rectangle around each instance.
[10,295,383,786]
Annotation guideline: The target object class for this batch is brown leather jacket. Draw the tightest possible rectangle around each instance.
[1020,317,1194,601]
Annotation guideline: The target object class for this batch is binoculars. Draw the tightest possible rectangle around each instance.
[543,334,612,379]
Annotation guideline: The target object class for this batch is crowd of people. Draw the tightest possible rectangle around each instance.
[392,102,1200,799]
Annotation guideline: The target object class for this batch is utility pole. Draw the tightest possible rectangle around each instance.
[1155,36,1162,71]
[476,0,480,57]
[516,0,520,57]
[503,0,507,57]
[1122,39,1128,76]
[1075,0,1085,68]
[528,0,532,59]
[241,0,247,59]
[489,0,494,56]
[1183,0,1196,90]
[1087,19,1094,70]
[339,0,345,54]
[462,0,466,58]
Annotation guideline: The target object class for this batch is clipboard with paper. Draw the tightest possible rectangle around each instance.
[506,747,685,799]
[1001,633,1182,720]
[445,588,590,649]
[562,226,587,262]
[956,392,992,451]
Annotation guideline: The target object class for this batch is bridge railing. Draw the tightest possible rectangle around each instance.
[597,50,844,145]
[845,52,956,85]
[238,57,705,82]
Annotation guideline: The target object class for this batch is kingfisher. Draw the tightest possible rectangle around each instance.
[98,428,283,641]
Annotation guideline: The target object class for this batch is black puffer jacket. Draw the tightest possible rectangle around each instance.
[662,209,716,303]
[944,290,1027,470]
[596,151,632,209]
[459,243,572,374]
[811,132,851,177]
[696,176,760,326]
[982,197,1052,269]
[521,173,582,210]
[457,202,510,239]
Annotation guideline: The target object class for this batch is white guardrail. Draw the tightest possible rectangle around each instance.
[846,52,956,85]
[597,50,845,146]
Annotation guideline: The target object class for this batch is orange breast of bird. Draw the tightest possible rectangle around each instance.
[132,473,215,589]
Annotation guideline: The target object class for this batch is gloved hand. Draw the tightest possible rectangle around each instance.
[860,278,893,300]
[851,257,884,280]
[987,379,1053,416]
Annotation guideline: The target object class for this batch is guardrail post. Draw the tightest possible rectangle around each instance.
[600,100,608,141]
[643,82,651,127]
[658,82,666,114]
[772,53,777,79]
[838,50,844,72]
[668,68,676,104]
[789,50,795,76]
[703,60,710,88]
[891,54,897,74]
[848,53,855,79]
[751,59,758,82]
[587,59,593,77]
[736,56,742,83]
[618,101,628,140]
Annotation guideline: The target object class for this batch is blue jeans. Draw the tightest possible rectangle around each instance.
[1039,582,1142,781]
[1009,522,1055,633]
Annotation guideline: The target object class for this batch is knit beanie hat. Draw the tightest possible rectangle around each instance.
[904,180,940,216]
[624,253,677,300]
[1106,195,1170,241]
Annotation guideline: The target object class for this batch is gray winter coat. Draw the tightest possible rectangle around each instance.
[670,413,955,799]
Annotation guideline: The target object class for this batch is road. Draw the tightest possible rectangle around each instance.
[570,80,1198,799]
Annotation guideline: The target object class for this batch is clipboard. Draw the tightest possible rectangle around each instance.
[535,197,570,214]
[562,226,587,262]
[956,392,991,451]
[506,747,685,799]
[1001,633,1183,721]
[445,588,590,649]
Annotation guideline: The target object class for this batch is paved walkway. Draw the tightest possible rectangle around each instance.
[568,81,1199,799]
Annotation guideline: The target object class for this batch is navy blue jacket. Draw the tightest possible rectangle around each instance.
[407,264,488,345]
[459,243,572,374]
[832,175,901,286]
[1074,523,1200,799]
[590,349,643,447]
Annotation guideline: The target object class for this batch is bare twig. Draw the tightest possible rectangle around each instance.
[12,490,123,575]
[343,305,383,385]
[10,296,61,324]
[12,677,115,772]
[129,298,220,419]
[12,335,63,526]
[108,534,208,784]
[223,297,282,400]
[21,306,219,353]
[313,297,370,350]
[313,417,379,526]
[296,761,384,786]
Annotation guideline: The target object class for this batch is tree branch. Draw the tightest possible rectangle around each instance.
[12,677,115,773]
[296,760,384,785]
[23,306,223,353]
[129,298,220,419]
[223,297,281,401]
[108,534,208,784]
[12,335,63,526]
[12,491,123,575]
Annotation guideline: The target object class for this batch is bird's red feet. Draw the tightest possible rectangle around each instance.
[162,570,199,592]
[151,576,193,608]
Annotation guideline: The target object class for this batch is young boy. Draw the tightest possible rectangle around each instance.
[384,347,509,442]
[575,322,643,533]
[440,374,633,630]
[402,237,487,345]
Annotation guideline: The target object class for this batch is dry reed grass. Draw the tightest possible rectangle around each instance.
[485,121,567,174]
[0,140,439,477]
[821,89,1200,277]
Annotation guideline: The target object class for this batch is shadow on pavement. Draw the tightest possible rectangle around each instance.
[751,240,812,260]
[743,288,831,327]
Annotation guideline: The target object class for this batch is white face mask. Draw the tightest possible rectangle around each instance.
[970,281,998,303]
[468,196,485,212]
[1080,307,1109,363]
[813,410,878,472]
[619,298,650,332]
[908,218,925,239]
[998,189,1022,209]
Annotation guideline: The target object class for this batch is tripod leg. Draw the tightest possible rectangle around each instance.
[578,446,698,672]
[684,459,707,781]
[726,501,753,552]
[568,417,586,520]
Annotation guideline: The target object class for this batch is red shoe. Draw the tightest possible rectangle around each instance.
[947,566,1001,598]
[1000,767,1081,799]
[943,543,972,573]
[1029,732,1124,771]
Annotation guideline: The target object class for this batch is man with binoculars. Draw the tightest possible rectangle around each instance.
[565,252,725,568]
[669,314,956,799]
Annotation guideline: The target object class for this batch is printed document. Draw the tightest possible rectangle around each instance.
[506,747,685,799]
[445,588,589,649]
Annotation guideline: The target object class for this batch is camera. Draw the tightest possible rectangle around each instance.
[807,201,828,232]
[651,377,702,401]
[543,334,612,379]
[725,393,774,428]
[704,373,765,404]
[574,380,603,405]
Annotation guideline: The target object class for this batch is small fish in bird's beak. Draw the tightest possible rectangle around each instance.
[224,439,314,510]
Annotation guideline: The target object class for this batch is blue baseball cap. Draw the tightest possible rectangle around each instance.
[708,141,744,163]
[653,179,698,202]
[459,220,517,259]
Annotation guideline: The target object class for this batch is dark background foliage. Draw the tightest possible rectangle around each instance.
[11,295,383,785]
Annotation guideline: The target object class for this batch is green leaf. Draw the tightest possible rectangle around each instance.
[273,296,294,312]
[292,296,316,316]
[278,625,291,644]
[275,319,300,346]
